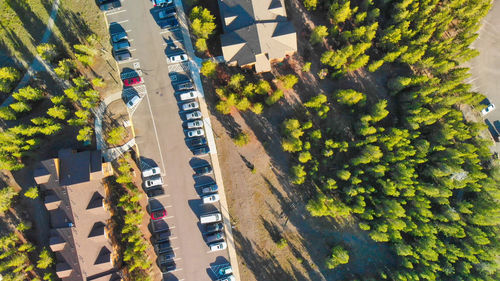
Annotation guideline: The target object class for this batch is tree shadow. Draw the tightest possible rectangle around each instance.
[49,3,93,47]
[6,0,46,45]
[1,26,35,67]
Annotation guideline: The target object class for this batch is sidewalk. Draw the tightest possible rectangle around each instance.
[174,0,241,280]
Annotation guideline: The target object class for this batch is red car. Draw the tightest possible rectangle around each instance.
[151,209,167,220]
[123,76,142,87]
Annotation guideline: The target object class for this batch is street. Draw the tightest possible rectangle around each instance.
[103,1,231,280]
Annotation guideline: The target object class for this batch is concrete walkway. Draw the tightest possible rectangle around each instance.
[174,1,241,280]
[1,0,62,107]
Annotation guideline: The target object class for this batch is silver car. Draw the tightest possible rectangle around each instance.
[187,120,203,129]
[142,167,160,178]
[182,101,199,111]
[185,110,202,120]
[205,232,225,243]
[209,241,227,251]
[187,129,204,138]
[144,176,164,188]
[202,194,220,204]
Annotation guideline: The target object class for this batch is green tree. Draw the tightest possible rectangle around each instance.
[0,186,18,213]
[54,59,75,80]
[291,164,307,184]
[91,78,106,88]
[304,0,318,11]
[24,187,38,199]
[233,132,250,147]
[9,101,31,113]
[265,89,284,105]
[276,238,288,249]
[0,67,20,93]
[37,248,53,269]
[189,6,216,39]
[36,43,57,62]
[310,25,329,44]
[335,89,366,105]
[302,62,312,72]
[12,86,43,102]
[200,60,217,77]
[279,74,299,90]
[77,126,93,142]
[255,80,272,95]
[0,107,17,120]
[195,38,208,52]
[107,127,126,146]
[326,246,350,269]
[251,102,264,114]
[47,105,69,120]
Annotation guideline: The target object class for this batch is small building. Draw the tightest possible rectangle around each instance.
[35,149,120,281]
[218,0,297,73]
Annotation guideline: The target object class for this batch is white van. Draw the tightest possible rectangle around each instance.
[200,213,222,224]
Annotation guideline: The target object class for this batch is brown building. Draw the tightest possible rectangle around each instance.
[34,149,118,281]
[218,0,297,72]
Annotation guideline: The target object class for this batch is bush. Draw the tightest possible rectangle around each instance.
[24,187,39,199]
[233,132,250,147]
[195,38,208,52]
[201,60,217,77]
[277,238,288,249]
[302,62,312,72]
[107,127,126,146]
[0,186,18,213]
[326,246,349,269]
[279,74,298,89]
[251,102,264,114]
[304,0,318,11]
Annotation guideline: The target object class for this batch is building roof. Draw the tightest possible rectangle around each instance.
[218,0,297,72]
[35,149,117,281]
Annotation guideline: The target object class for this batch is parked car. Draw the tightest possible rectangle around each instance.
[176,81,193,91]
[200,213,222,224]
[155,229,171,243]
[179,90,200,101]
[158,251,176,263]
[192,146,210,156]
[144,176,164,188]
[185,110,202,120]
[182,101,199,111]
[154,0,173,7]
[209,241,227,251]
[204,222,223,234]
[159,7,176,19]
[126,95,140,109]
[168,53,188,63]
[216,275,236,281]
[146,187,165,198]
[200,183,218,194]
[188,137,207,147]
[187,129,205,138]
[218,265,233,276]
[142,167,161,178]
[100,0,121,11]
[194,164,212,176]
[151,208,167,220]
[159,16,179,29]
[112,39,130,52]
[206,232,225,243]
[482,103,496,115]
[202,194,220,204]
[154,241,172,254]
[114,49,131,61]
[159,261,176,273]
[187,120,203,129]
[111,31,127,43]
[123,76,142,87]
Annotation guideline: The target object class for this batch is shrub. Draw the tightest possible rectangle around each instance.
[304,0,318,11]
[91,78,106,88]
[277,238,288,249]
[201,60,217,77]
[233,132,250,147]
[250,102,264,114]
[302,62,312,72]
[195,38,208,52]
[279,74,299,89]
[326,246,349,269]
[107,127,126,146]
[24,187,39,199]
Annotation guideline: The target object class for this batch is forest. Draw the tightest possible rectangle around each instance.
[279,0,500,280]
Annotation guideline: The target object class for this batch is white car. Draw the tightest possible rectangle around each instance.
[142,167,160,178]
[209,241,227,252]
[216,276,235,281]
[169,53,188,63]
[182,101,199,111]
[144,176,164,188]
[187,120,203,129]
[187,129,205,138]
[482,103,495,115]
[126,95,140,109]
[186,110,202,120]
[202,194,220,204]
[179,90,200,101]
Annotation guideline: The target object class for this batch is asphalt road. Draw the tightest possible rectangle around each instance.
[104,1,230,280]
[468,0,500,153]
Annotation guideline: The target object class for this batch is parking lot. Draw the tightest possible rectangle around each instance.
[102,1,232,280]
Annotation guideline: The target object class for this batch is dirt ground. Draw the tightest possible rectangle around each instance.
[203,0,397,280]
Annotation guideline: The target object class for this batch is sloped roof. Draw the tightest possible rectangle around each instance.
[49,234,66,252]
[218,0,297,72]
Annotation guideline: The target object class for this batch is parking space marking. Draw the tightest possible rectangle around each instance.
[118,58,140,64]
[162,40,183,46]
[174,257,182,261]
[125,29,132,32]
[128,39,135,42]
[106,10,127,16]
[129,48,137,52]
[169,236,178,240]
[170,268,183,273]
[165,216,175,219]
[116,19,129,24]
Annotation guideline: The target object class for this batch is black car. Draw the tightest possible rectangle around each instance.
[155,229,171,243]
[146,187,165,198]
[159,17,179,29]
[99,0,121,11]
[192,146,210,156]
[154,241,172,254]
[194,164,212,176]
[205,222,224,234]
[176,81,193,91]
[114,49,131,61]
[158,251,176,263]
[159,261,176,273]
[188,137,207,147]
